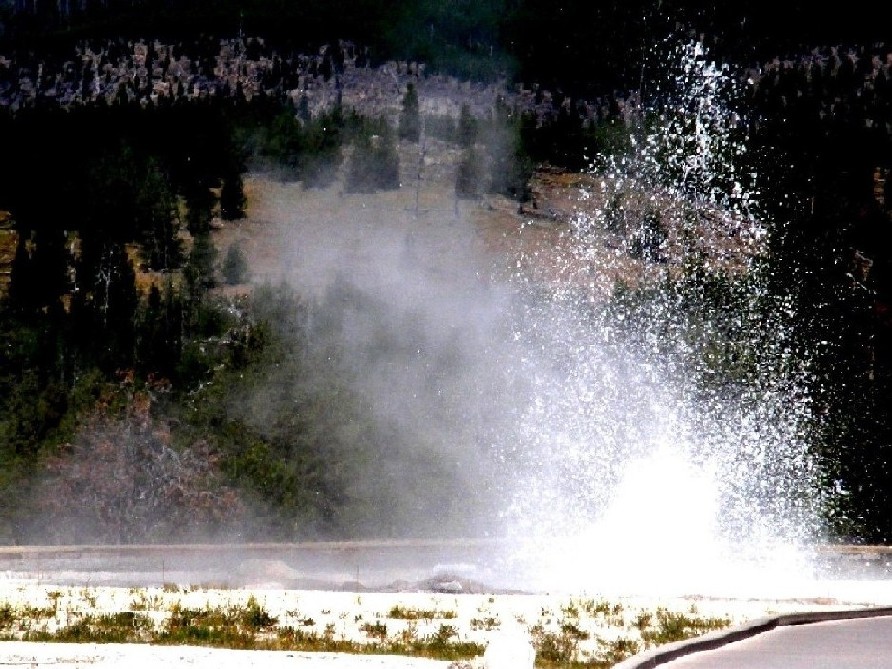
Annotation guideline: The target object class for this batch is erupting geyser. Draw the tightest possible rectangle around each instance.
[262,35,837,600]
[490,39,825,597]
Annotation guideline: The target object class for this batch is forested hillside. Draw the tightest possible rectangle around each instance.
[0,1,890,543]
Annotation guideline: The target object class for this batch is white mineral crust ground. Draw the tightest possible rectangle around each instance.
[1,575,891,668]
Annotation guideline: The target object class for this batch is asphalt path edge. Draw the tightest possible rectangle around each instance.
[613,606,892,669]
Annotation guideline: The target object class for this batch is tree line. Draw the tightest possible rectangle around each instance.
[0,80,536,543]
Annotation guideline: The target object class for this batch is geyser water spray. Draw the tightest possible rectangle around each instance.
[491,38,825,597]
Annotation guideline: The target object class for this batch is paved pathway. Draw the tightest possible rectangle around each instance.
[659,616,892,669]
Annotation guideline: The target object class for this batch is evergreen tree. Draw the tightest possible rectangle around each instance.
[29,228,71,311]
[83,145,141,244]
[265,110,304,176]
[455,148,483,199]
[72,242,139,370]
[6,233,35,315]
[301,108,345,187]
[135,159,183,271]
[398,82,420,142]
[297,95,311,122]
[346,120,400,193]
[184,181,216,236]
[136,281,183,379]
[103,246,139,367]
[185,232,218,298]
[485,101,532,200]
[220,172,247,220]
[457,103,477,148]
[221,243,249,285]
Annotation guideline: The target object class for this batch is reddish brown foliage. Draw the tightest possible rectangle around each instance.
[32,397,246,544]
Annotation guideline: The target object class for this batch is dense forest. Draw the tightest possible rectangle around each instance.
[0,1,891,543]
[2,0,889,86]
[0,65,547,542]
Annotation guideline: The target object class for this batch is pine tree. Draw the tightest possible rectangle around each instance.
[398,83,420,142]
[136,159,183,270]
[455,149,483,199]
[301,109,344,188]
[220,172,247,220]
[458,104,477,148]
[185,232,217,297]
[69,240,138,371]
[184,181,215,236]
[29,228,71,310]
[297,94,311,122]
[347,121,400,193]
[7,233,35,314]
[221,243,249,285]
[104,245,139,367]
[136,281,182,379]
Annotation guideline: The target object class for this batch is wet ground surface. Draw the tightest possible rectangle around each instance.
[2,541,891,595]
[0,540,525,593]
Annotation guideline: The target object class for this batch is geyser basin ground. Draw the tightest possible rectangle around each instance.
[0,564,892,667]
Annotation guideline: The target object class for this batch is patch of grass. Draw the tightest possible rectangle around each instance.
[561,602,581,618]
[639,608,730,647]
[597,636,641,664]
[157,599,279,649]
[387,605,458,621]
[0,588,734,667]
[560,622,590,641]
[25,612,153,644]
[241,596,278,629]
[129,591,163,612]
[0,596,490,661]
[19,605,57,622]
[532,623,580,665]
[532,616,638,668]
[582,599,623,617]
[634,611,652,632]
[273,624,484,661]
[0,603,14,627]
[360,621,387,640]
[470,616,499,631]
[80,589,97,608]
[407,624,483,661]
[275,626,364,653]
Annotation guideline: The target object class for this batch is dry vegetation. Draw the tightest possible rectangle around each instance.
[0,582,764,666]
[209,137,758,311]
[3,580,878,667]
[0,210,15,296]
